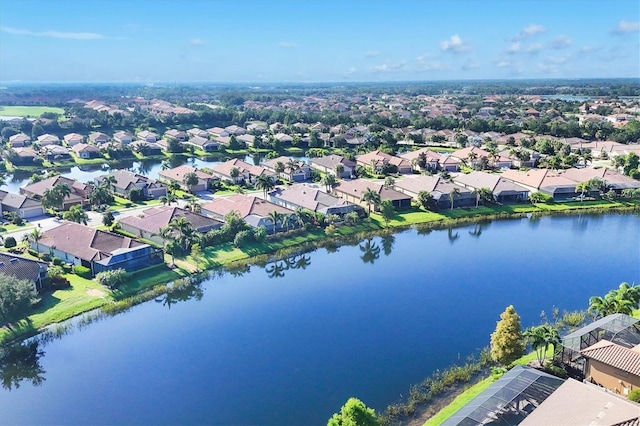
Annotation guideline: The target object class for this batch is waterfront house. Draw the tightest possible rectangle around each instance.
[118,206,222,244]
[0,190,45,218]
[269,184,364,216]
[72,143,101,159]
[35,222,163,275]
[164,129,187,141]
[309,154,356,179]
[136,130,158,143]
[41,145,71,162]
[224,125,246,136]
[0,252,48,292]
[398,148,443,172]
[453,171,529,203]
[158,165,216,192]
[211,159,275,185]
[186,128,209,139]
[22,175,93,210]
[207,127,229,138]
[9,147,41,166]
[184,135,219,152]
[201,194,295,234]
[130,140,163,155]
[333,179,412,210]
[393,175,475,210]
[501,169,578,201]
[580,340,640,396]
[96,170,167,199]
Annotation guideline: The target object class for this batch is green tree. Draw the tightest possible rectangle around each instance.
[328,397,379,426]
[62,205,89,225]
[322,173,337,192]
[256,174,275,199]
[0,273,38,326]
[153,225,177,266]
[183,172,199,192]
[417,190,436,211]
[378,199,395,226]
[25,228,43,252]
[490,305,525,366]
[529,191,549,204]
[449,187,461,210]
[102,211,115,227]
[523,325,560,367]
[267,210,282,235]
[361,188,381,214]
[159,193,178,206]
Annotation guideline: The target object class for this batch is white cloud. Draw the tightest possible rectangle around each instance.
[346,67,357,75]
[0,26,122,40]
[370,62,406,73]
[507,42,542,54]
[365,50,380,58]
[189,38,205,46]
[512,24,546,41]
[440,34,470,53]
[278,42,298,48]
[612,20,640,34]
[552,35,572,49]
[496,60,511,68]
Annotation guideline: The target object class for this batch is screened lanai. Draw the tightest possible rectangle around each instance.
[441,365,564,426]
[558,314,640,371]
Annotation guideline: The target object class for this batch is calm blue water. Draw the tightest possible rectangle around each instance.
[0,214,638,425]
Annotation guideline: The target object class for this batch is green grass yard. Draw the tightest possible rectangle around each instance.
[0,105,65,117]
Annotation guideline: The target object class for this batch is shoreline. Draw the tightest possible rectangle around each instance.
[1,201,639,346]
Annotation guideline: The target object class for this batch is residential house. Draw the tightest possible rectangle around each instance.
[224,125,246,136]
[0,252,48,292]
[201,194,295,234]
[186,128,209,139]
[580,340,640,396]
[158,165,216,192]
[393,176,475,210]
[561,167,640,194]
[34,222,163,275]
[9,147,41,166]
[399,148,443,172]
[269,184,364,216]
[136,130,158,143]
[454,171,529,203]
[8,133,30,147]
[246,123,267,134]
[22,175,93,210]
[164,129,187,141]
[118,206,222,244]
[36,134,60,146]
[262,156,310,182]
[236,134,255,147]
[497,148,539,168]
[63,133,84,147]
[130,140,163,155]
[333,179,412,210]
[309,154,356,178]
[211,159,274,184]
[0,190,45,218]
[274,133,293,144]
[96,170,167,199]
[356,150,412,174]
[89,131,109,145]
[113,131,133,145]
[41,145,71,162]
[207,127,229,138]
[184,135,219,152]
[501,169,578,201]
[72,143,101,159]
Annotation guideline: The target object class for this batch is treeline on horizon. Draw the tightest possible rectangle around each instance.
[1,78,640,106]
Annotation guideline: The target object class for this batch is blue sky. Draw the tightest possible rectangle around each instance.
[1,0,639,82]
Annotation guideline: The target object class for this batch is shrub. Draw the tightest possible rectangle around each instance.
[40,253,51,262]
[4,236,17,248]
[0,227,6,233]
[49,275,71,290]
[27,248,38,257]
[628,389,640,403]
[95,268,127,289]
[544,361,568,379]
[73,265,92,278]
[52,257,63,266]
[234,229,254,247]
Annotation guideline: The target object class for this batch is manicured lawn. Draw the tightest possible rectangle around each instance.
[423,377,494,426]
[0,105,65,117]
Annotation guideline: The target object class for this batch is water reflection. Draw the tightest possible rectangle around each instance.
[264,254,313,279]
[380,233,395,256]
[447,227,460,243]
[155,275,206,309]
[468,220,491,238]
[572,214,589,232]
[359,238,381,264]
[0,341,46,391]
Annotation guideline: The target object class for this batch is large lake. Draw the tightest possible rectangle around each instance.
[1,214,639,425]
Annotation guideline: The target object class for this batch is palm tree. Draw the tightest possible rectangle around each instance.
[524,325,560,367]
[449,188,461,210]
[361,188,381,214]
[417,190,435,211]
[159,193,178,206]
[153,226,177,267]
[286,159,300,180]
[25,228,43,252]
[268,210,282,235]
[62,205,89,225]
[334,163,345,178]
[256,174,275,199]
[185,197,201,213]
[322,174,336,192]
[293,208,309,228]
[169,217,196,253]
[54,183,72,210]
[230,167,241,183]
[576,181,590,202]
[588,293,633,318]
[183,172,199,193]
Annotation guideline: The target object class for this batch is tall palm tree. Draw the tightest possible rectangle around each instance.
[293,208,309,228]
[169,217,196,253]
[286,159,300,180]
[267,210,282,235]
[256,174,275,199]
[361,188,381,214]
[334,163,345,177]
[524,325,560,367]
[159,193,178,206]
[26,228,43,252]
[54,183,72,210]
[153,226,177,267]
[449,188,461,210]
[322,174,336,192]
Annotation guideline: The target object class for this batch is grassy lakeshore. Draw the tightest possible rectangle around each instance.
[0,105,65,117]
[1,200,639,345]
